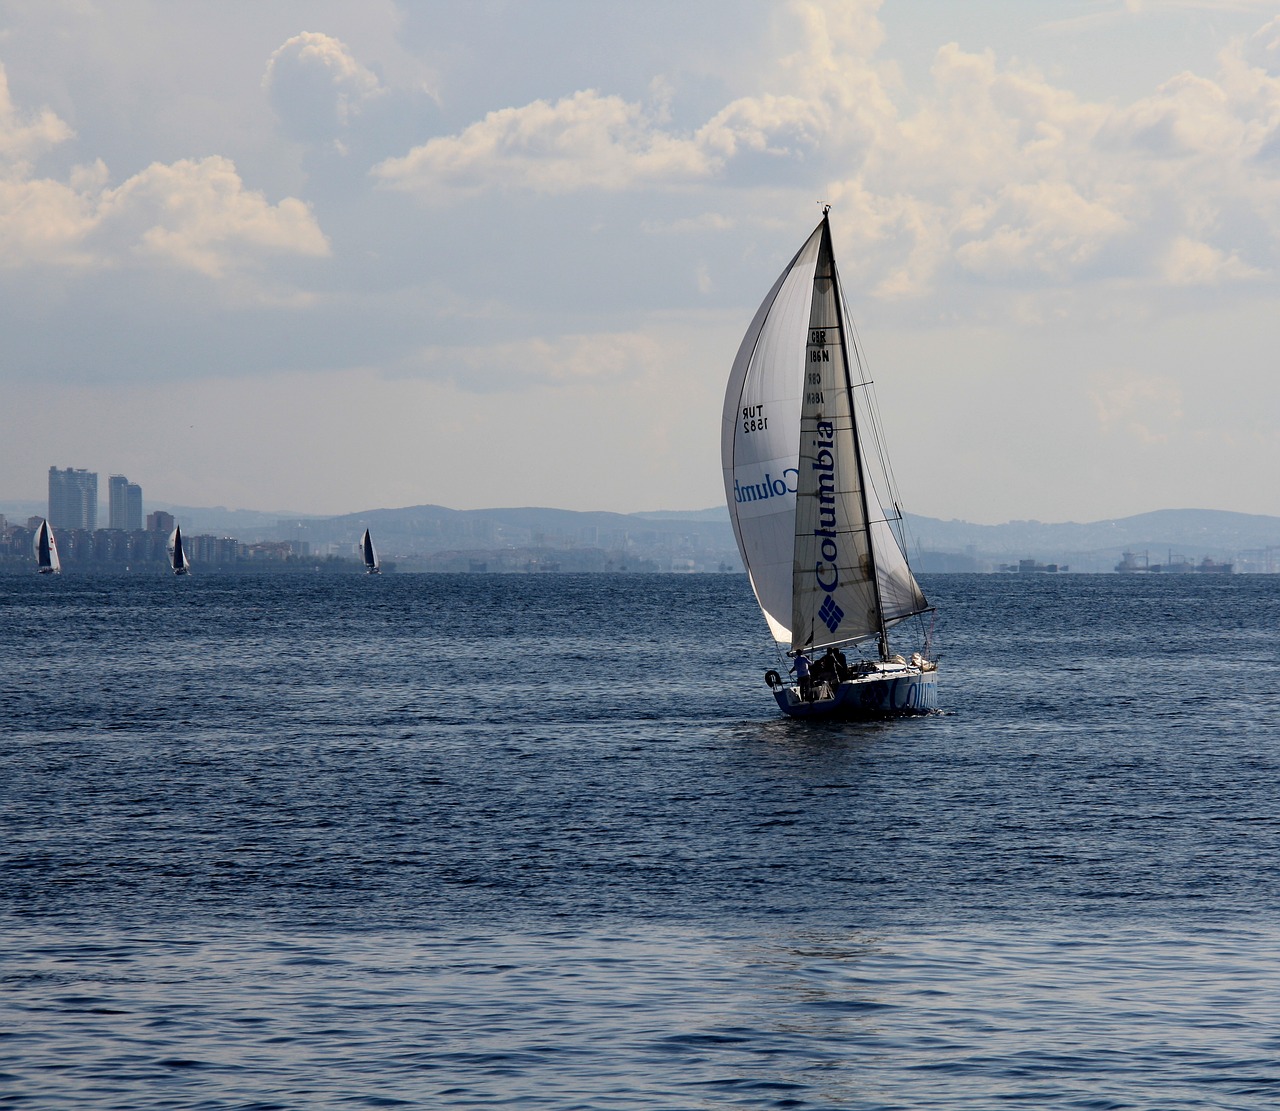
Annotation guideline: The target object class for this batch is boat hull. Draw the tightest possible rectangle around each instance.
[773,667,938,720]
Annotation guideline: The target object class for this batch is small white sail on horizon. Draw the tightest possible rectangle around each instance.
[168,525,191,575]
[359,528,380,574]
[722,210,936,718]
[33,519,61,574]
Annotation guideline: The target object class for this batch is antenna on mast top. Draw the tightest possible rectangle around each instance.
[820,202,831,216]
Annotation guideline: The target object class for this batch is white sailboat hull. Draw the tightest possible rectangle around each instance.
[772,663,937,719]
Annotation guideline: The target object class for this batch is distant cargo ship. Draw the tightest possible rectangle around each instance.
[1115,551,1233,574]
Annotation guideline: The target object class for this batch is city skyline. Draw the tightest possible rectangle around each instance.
[48,465,144,531]
[2,3,1280,524]
[46,466,98,532]
[107,474,143,531]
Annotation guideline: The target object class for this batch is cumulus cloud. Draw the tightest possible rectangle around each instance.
[831,5,1280,294]
[376,90,716,195]
[373,5,859,197]
[263,31,385,145]
[1160,236,1263,284]
[0,67,72,164]
[373,0,1280,295]
[953,181,1130,280]
[1104,73,1239,158]
[1242,15,1280,75]
[0,64,328,277]
[95,157,329,277]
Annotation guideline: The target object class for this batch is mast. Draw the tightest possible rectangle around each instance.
[823,208,891,659]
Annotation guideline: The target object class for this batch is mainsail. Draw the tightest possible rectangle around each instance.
[168,525,190,573]
[723,214,928,653]
[360,529,379,572]
[34,519,61,573]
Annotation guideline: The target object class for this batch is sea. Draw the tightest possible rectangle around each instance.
[2,571,1279,1110]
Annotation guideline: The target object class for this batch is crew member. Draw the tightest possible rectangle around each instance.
[790,650,813,701]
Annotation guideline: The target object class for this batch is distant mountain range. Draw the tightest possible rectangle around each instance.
[903,508,1280,573]
[4,500,1278,573]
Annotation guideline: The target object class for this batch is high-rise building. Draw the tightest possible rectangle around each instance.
[126,483,142,531]
[147,510,175,534]
[108,475,144,530]
[108,475,127,529]
[48,467,98,530]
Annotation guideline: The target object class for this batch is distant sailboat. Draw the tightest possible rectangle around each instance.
[33,519,61,574]
[722,209,937,719]
[359,529,380,574]
[168,525,191,575]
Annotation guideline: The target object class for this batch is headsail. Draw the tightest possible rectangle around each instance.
[723,214,928,652]
[721,225,823,642]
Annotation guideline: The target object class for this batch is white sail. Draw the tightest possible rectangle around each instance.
[168,526,191,573]
[721,225,823,642]
[724,214,928,652]
[360,529,379,572]
[33,519,61,574]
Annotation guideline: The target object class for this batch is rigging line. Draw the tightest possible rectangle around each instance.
[836,273,925,566]
[841,289,904,498]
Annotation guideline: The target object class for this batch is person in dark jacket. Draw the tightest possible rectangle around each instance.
[790,651,813,700]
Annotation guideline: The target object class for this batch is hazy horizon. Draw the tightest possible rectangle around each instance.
[3,2,1280,523]
[5,492,1279,532]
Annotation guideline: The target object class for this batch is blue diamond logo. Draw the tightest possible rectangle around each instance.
[818,596,844,633]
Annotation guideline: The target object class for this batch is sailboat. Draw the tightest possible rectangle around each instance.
[359,528,380,574]
[167,525,191,575]
[722,209,937,719]
[33,519,61,574]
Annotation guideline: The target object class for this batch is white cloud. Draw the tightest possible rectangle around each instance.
[0,169,99,269]
[825,9,1280,295]
[1104,72,1239,158]
[0,63,328,278]
[375,89,717,195]
[263,31,385,145]
[954,181,1130,280]
[0,66,72,163]
[373,0,895,198]
[1161,235,1264,284]
[1243,15,1280,74]
[96,156,330,277]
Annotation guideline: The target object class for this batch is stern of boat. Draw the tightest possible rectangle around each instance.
[772,664,938,720]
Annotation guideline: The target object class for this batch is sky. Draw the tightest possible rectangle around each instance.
[2,0,1279,526]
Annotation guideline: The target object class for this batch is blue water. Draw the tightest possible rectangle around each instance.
[3,572,1279,1108]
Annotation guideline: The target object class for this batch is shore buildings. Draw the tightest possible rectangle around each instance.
[108,475,144,531]
[48,467,97,531]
